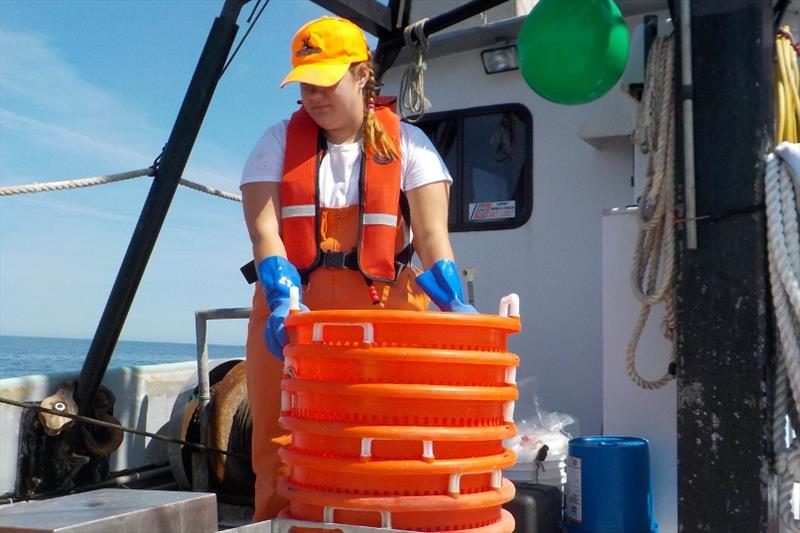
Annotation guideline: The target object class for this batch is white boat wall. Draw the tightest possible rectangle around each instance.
[0,361,221,495]
[1,0,798,532]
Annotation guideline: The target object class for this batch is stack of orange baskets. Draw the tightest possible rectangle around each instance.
[277,294,522,532]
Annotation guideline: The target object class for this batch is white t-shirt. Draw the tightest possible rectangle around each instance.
[240,120,452,208]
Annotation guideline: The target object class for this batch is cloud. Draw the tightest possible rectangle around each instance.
[0,28,153,133]
[0,26,162,177]
[0,108,152,168]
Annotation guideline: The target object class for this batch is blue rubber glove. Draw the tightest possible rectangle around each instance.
[415,259,478,313]
[257,256,309,360]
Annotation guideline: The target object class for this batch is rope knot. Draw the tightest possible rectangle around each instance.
[403,19,429,51]
[399,18,431,122]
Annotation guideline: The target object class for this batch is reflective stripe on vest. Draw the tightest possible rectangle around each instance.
[363,213,398,226]
[280,106,403,282]
[281,204,315,218]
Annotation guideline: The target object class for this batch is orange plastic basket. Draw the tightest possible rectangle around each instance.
[278,478,516,532]
[277,305,522,533]
[282,380,518,427]
[285,309,521,353]
[281,417,516,461]
[284,345,519,385]
[279,447,516,496]
[276,508,516,533]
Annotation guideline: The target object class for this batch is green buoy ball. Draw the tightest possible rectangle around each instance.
[517,0,630,105]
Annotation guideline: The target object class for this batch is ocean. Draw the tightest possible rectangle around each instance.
[0,335,245,379]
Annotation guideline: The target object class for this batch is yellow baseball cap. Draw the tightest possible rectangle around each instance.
[281,17,370,88]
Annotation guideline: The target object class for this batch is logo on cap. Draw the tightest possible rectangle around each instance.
[296,36,322,57]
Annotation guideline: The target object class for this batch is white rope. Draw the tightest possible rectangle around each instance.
[0,168,153,196]
[626,36,677,390]
[177,178,242,203]
[767,147,800,532]
[398,19,431,123]
[0,168,242,203]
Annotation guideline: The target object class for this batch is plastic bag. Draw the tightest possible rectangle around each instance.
[505,377,575,464]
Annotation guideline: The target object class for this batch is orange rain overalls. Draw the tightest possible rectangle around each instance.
[246,204,430,521]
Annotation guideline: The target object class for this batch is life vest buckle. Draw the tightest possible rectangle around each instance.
[320,250,358,270]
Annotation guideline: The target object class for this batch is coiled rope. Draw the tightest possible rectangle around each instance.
[398,19,431,123]
[627,35,677,390]
[771,26,800,533]
[0,167,243,202]
[767,146,800,533]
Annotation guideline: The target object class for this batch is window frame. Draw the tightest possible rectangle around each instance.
[411,103,534,233]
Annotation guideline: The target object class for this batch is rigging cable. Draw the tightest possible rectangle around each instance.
[627,35,677,390]
[770,25,800,533]
[220,0,270,78]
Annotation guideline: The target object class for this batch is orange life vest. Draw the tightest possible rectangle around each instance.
[280,105,406,283]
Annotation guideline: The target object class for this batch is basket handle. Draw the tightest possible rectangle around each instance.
[498,293,520,318]
[503,400,515,423]
[448,469,503,496]
[360,437,436,462]
[323,507,392,528]
[312,322,375,344]
[289,286,301,311]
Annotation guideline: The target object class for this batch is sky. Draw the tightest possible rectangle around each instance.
[0,0,371,344]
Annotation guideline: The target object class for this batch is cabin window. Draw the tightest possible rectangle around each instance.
[414,103,533,232]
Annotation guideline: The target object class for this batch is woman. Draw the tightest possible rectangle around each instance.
[240,16,475,521]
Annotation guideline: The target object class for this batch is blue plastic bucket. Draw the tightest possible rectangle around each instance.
[565,436,658,533]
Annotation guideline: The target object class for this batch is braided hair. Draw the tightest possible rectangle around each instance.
[360,56,400,160]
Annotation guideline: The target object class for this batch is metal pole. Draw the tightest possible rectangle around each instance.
[381,0,510,49]
[192,307,251,491]
[679,0,697,250]
[76,0,250,414]
[194,307,251,447]
[416,0,508,37]
[195,311,212,441]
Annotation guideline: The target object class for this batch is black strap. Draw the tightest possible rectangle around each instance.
[239,250,359,286]
[241,261,258,284]
[319,249,359,270]
[241,173,415,286]
[240,244,414,286]
[399,191,411,229]
[394,243,414,275]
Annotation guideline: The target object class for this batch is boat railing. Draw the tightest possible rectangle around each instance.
[193,306,252,492]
